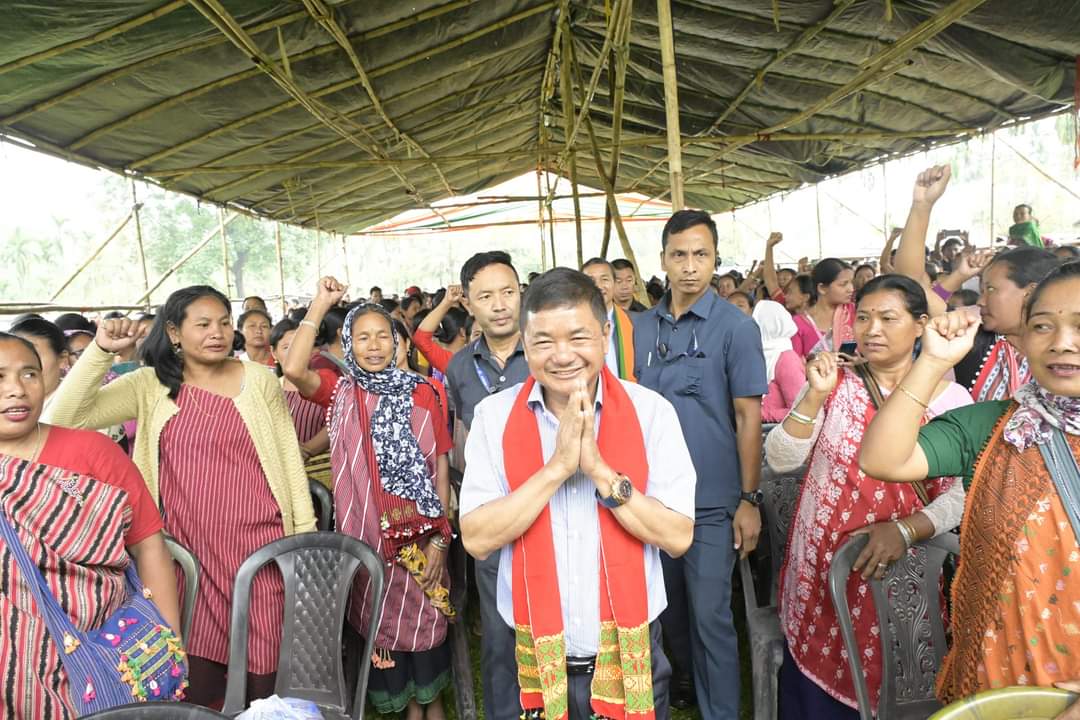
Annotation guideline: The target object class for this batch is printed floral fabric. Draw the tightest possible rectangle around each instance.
[1003,381,1080,452]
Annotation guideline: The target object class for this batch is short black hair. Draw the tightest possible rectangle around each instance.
[611,258,635,272]
[370,286,382,294]
[1014,203,1033,214]
[520,268,607,332]
[54,313,96,333]
[243,295,267,307]
[661,209,718,250]
[401,295,422,313]
[856,274,929,318]
[582,257,613,273]
[460,250,518,295]
[238,309,272,331]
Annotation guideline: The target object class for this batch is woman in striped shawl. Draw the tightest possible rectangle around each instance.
[284,277,454,720]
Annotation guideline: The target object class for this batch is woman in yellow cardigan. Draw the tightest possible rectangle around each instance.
[45,285,316,709]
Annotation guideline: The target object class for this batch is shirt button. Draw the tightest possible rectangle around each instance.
[499,376,506,382]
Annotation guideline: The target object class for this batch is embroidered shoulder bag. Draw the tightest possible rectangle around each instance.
[0,506,189,714]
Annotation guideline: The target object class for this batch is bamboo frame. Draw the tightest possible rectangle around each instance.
[299,0,455,197]
[559,19,585,268]
[274,222,287,315]
[0,1,186,77]
[0,304,155,315]
[131,180,151,308]
[655,0,684,210]
[131,212,240,306]
[536,166,547,271]
[65,1,553,154]
[601,0,632,258]
[219,207,231,296]
[50,211,135,301]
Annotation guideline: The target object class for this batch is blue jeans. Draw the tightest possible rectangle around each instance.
[661,506,740,720]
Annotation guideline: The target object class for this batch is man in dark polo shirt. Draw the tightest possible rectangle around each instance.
[634,210,767,720]
[445,250,529,720]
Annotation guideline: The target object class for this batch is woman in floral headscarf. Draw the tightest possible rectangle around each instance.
[283,277,454,720]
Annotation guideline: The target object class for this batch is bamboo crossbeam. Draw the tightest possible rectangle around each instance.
[131,212,240,306]
[66,0,552,154]
[0,304,154,315]
[559,19,585,268]
[656,0,684,210]
[49,210,135,301]
[299,0,456,197]
[201,66,539,200]
[356,213,669,235]
[0,1,186,77]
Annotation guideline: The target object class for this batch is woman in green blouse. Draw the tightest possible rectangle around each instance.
[860,261,1080,718]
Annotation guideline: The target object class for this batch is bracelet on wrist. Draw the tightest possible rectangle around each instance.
[895,518,916,548]
[298,319,319,332]
[787,409,815,426]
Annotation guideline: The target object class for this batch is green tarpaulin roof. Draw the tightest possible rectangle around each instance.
[1,0,1077,234]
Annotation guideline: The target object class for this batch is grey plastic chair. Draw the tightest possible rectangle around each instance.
[830,532,961,720]
[740,435,806,720]
[309,478,334,531]
[162,534,199,642]
[221,532,385,719]
[82,704,228,718]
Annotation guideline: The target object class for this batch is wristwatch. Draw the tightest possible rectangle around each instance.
[740,490,765,507]
[596,473,633,509]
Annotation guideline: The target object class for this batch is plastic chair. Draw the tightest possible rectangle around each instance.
[221,532,385,719]
[162,534,200,641]
[82,703,229,718]
[830,532,960,720]
[929,686,1078,719]
[740,424,806,720]
[309,478,334,532]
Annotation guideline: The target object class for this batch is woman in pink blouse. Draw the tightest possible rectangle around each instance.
[754,300,806,422]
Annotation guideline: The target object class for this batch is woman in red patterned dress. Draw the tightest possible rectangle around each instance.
[45,286,316,709]
[284,277,454,720]
[0,332,180,719]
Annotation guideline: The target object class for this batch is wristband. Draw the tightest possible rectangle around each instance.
[299,319,319,332]
[931,283,953,301]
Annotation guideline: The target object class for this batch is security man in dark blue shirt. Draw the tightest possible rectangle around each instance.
[634,210,767,719]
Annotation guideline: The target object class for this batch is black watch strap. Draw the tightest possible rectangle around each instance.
[740,490,764,507]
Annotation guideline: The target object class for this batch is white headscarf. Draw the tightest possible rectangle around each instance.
[753,300,798,383]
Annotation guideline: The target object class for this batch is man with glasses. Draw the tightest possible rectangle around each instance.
[633,210,767,719]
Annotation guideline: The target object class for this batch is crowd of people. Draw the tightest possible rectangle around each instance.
[1,164,1079,720]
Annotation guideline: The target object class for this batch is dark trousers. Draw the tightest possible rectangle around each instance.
[660,506,740,720]
[779,645,860,720]
[566,622,672,720]
[476,551,521,720]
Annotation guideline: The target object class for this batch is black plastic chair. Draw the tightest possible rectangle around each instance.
[309,478,334,532]
[221,532,385,719]
[740,427,806,720]
[830,532,961,720]
[82,703,229,718]
[163,534,200,641]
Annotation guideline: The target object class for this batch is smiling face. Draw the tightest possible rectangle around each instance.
[661,224,717,303]
[524,302,609,409]
[583,263,615,310]
[349,311,395,373]
[1022,277,1080,397]
[855,288,926,368]
[166,296,234,367]
[464,263,521,342]
[978,260,1030,335]
[0,338,45,444]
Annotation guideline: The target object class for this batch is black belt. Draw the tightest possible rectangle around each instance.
[565,655,596,676]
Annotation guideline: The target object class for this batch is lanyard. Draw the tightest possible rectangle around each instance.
[473,357,495,394]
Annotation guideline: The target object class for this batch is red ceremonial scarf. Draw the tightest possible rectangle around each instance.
[503,368,654,720]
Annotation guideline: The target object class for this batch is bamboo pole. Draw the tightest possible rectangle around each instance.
[536,166,548,271]
[340,233,351,285]
[219,207,231,296]
[0,1,187,77]
[567,42,648,304]
[990,133,996,242]
[275,223,287,316]
[544,169,557,266]
[131,213,239,306]
[656,0,684,210]
[0,303,156,316]
[815,183,824,259]
[316,229,322,278]
[997,134,1080,202]
[559,22,584,269]
[50,211,135,301]
[602,0,632,259]
[130,180,151,309]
